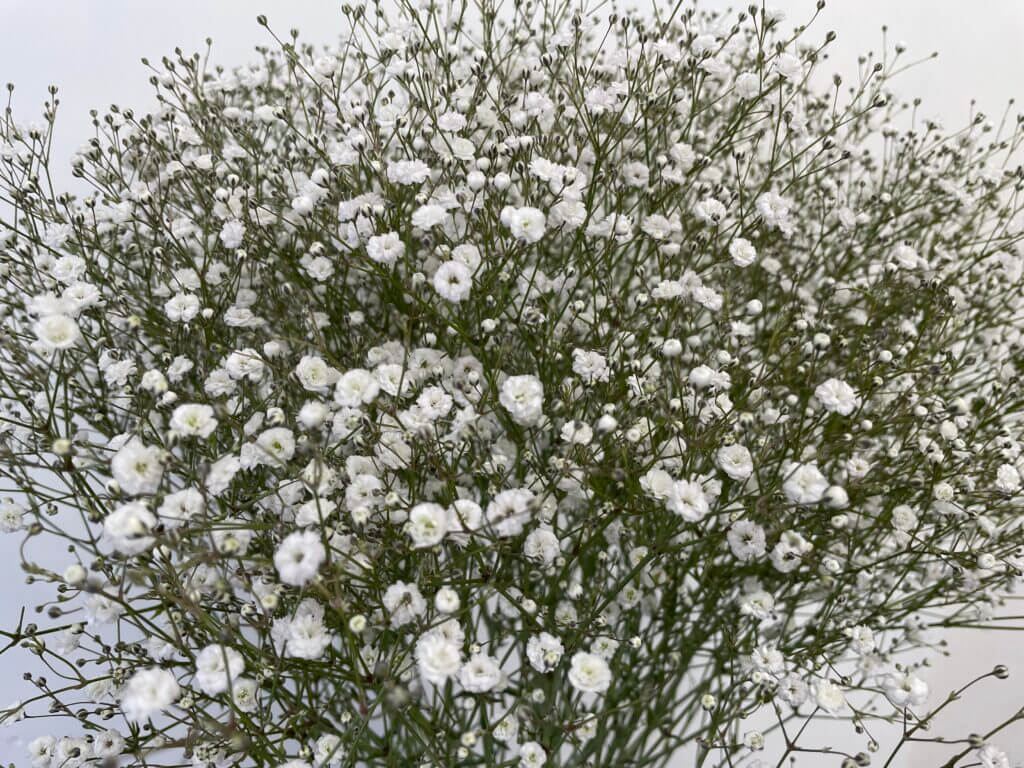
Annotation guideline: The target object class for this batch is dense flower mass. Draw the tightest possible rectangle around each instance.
[1,0,1024,766]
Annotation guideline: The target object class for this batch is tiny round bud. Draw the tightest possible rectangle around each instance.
[435,587,460,613]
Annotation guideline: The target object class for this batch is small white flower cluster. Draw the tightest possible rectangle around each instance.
[2,0,1024,766]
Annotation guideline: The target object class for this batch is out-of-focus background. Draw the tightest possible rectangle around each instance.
[0,0,1022,764]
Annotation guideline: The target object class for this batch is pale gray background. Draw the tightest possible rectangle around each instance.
[1,0,1022,764]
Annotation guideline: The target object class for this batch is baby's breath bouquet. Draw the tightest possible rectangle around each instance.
[2,0,1024,766]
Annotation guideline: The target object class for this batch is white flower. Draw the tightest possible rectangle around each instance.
[54,737,89,767]
[194,644,245,696]
[666,478,710,521]
[84,594,124,624]
[0,501,25,533]
[777,673,809,707]
[0,699,24,727]
[814,680,846,714]
[103,502,156,555]
[493,714,519,744]
[205,453,241,496]
[825,484,848,509]
[33,314,81,350]
[452,243,482,270]
[728,237,757,267]
[584,85,618,113]
[499,375,544,426]
[503,205,546,242]
[415,632,462,685]
[435,586,460,613]
[771,530,812,572]
[335,368,380,407]
[61,281,100,313]
[119,667,180,723]
[486,488,534,538]
[669,141,696,169]
[756,192,794,235]
[560,420,593,445]
[727,520,766,561]
[167,355,194,381]
[933,481,956,502]
[433,260,473,302]
[996,463,1022,493]
[641,214,678,240]
[734,71,760,98]
[165,292,200,323]
[274,530,327,586]
[345,473,383,512]
[295,355,340,392]
[406,502,449,548]
[448,499,484,537]
[375,363,411,398]
[140,369,168,394]
[314,734,346,767]
[232,677,259,713]
[847,625,876,654]
[28,735,56,767]
[382,581,427,628]
[295,497,337,527]
[387,159,431,185]
[170,403,218,438]
[978,744,1011,768]
[550,199,587,229]
[693,197,727,224]
[891,504,918,531]
[366,232,405,266]
[219,219,245,249]
[256,427,296,464]
[772,52,804,80]
[882,672,929,708]
[157,488,204,528]
[688,364,730,390]
[306,735,345,768]
[846,455,872,479]
[519,741,547,767]
[286,609,333,659]
[411,204,449,229]
[417,386,453,420]
[749,646,784,674]
[438,111,467,132]
[568,651,612,693]
[459,653,502,693]
[891,242,925,269]
[641,468,675,501]
[523,527,560,566]
[224,348,265,381]
[782,462,828,505]
[717,444,753,480]
[526,632,564,672]
[111,437,164,496]
[572,348,610,383]
[814,378,860,416]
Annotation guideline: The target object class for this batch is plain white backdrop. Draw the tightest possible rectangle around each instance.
[1,0,1023,764]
